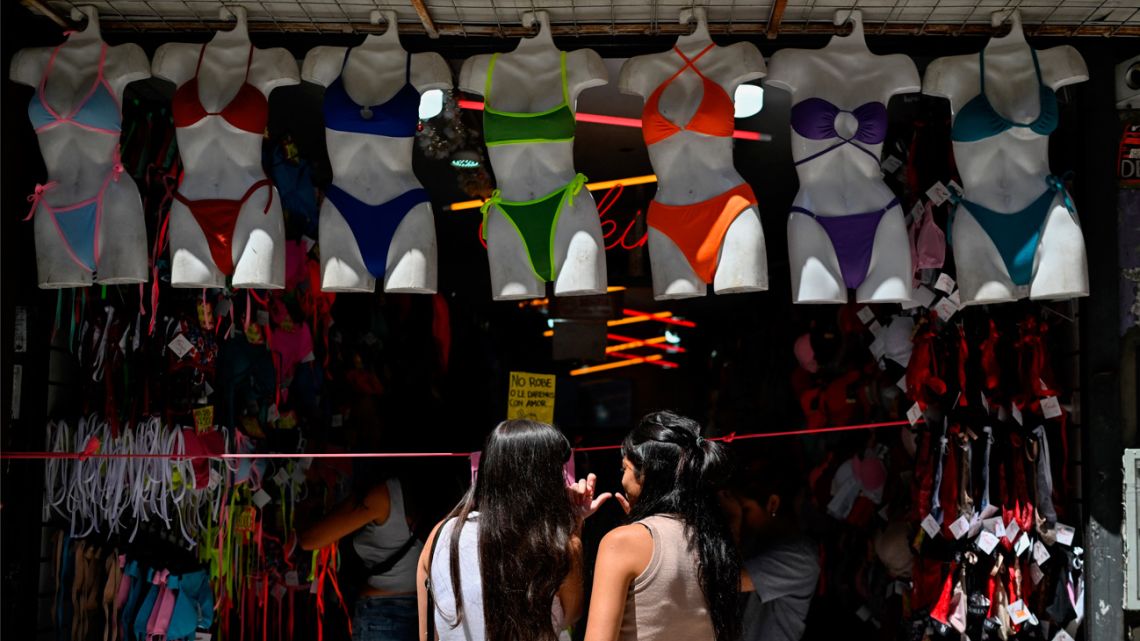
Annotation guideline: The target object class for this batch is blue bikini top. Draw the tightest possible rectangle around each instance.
[28,42,121,135]
[950,47,1059,143]
[322,49,420,138]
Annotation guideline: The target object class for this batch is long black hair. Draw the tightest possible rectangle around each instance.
[443,420,576,641]
[622,410,741,641]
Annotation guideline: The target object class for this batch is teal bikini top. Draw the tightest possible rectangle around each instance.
[950,48,1059,143]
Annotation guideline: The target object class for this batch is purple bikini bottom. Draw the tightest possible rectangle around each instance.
[791,197,899,290]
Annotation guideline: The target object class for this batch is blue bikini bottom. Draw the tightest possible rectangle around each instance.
[325,185,430,279]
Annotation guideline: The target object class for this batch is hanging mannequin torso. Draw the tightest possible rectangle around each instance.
[768,10,918,304]
[303,14,451,294]
[10,8,150,288]
[459,11,609,300]
[153,7,299,289]
[924,11,1088,306]
[618,9,768,300]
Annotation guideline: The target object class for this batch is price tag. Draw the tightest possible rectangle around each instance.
[909,201,925,223]
[949,515,971,540]
[868,320,884,336]
[330,414,343,428]
[272,585,287,600]
[948,289,961,307]
[299,457,313,470]
[907,403,924,426]
[1055,523,1075,546]
[257,310,270,326]
[857,307,876,324]
[896,374,908,393]
[1029,563,1045,586]
[921,513,941,537]
[869,336,887,360]
[934,297,958,322]
[301,235,317,252]
[195,633,212,641]
[912,285,937,309]
[266,404,280,423]
[1008,600,1032,625]
[968,513,984,538]
[252,489,272,509]
[1054,629,1076,641]
[1033,541,1051,566]
[208,469,222,491]
[934,273,956,294]
[1041,396,1062,419]
[1011,403,1024,426]
[193,406,214,434]
[216,298,233,318]
[855,605,872,621]
[310,580,319,594]
[1005,517,1021,542]
[1015,533,1031,557]
[948,180,964,198]
[168,334,195,359]
[926,181,953,206]
[977,530,999,554]
[273,468,290,487]
[285,571,299,586]
[881,155,903,174]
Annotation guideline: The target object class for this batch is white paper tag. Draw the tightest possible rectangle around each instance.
[301,235,317,252]
[272,584,287,600]
[855,605,872,621]
[907,403,924,426]
[299,457,313,470]
[266,404,280,423]
[868,320,884,336]
[310,579,319,594]
[869,336,887,360]
[273,468,290,486]
[195,633,212,641]
[968,513,984,538]
[913,285,937,309]
[1011,402,1024,426]
[252,489,272,509]
[168,334,195,358]
[857,307,876,324]
[934,297,958,322]
[1055,523,1075,546]
[1029,562,1045,586]
[216,298,232,318]
[921,513,941,537]
[896,374,908,393]
[881,155,903,174]
[286,571,299,586]
[1041,396,1062,419]
[948,289,961,307]
[331,414,343,428]
[934,273,956,294]
[926,181,952,206]
[981,393,990,413]
[909,201,925,223]
[257,310,270,326]
[1033,541,1051,566]
[983,517,1002,535]
[1008,600,1032,625]
[1005,517,1022,542]
[1015,533,1031,557]
[1054,629,1076,641]
[208,469,222,491]
[978,531,1000,554]
[948,180,963,198]
[949,515,971,540]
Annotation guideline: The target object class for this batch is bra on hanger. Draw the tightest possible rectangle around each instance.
[172,43,267,135]
[28,41,121,135]
[322,49,420,138]
[950,47,1058,143]
[482,51,576,147]
[642,44,735,145]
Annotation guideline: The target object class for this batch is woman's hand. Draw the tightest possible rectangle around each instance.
[568,473,613,522]
[614,493,631,515]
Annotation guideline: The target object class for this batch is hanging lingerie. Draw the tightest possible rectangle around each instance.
[641,45,757,282]
[482,51,576,146]
[25,41,126,275]
[173,180,274,276]
[791,197,900,291]
[324,185,430,279]
[950,48,1058,143]
[172,43,268,135]
[322,48,420,138]
[480,174,587,282]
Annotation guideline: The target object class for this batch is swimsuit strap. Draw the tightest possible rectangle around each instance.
[1045,172,1076,212]
[662,43,717,88]
[560,50,569,105]
[405,50,412,81]
[39,41,111,121]
[244,44,255,82]
[194,43,208,76]
[25,180,60,220]
[1029,47,1044,84]
[978,49,987,95]
[484,53,499,104]
[794,138,882,166]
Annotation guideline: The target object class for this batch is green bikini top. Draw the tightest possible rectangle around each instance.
[482,51,576,147]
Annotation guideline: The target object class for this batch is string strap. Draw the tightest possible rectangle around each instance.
[26,181,59,220]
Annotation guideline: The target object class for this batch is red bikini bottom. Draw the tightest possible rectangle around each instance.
[647,182,758,283]
[174,180,273,276]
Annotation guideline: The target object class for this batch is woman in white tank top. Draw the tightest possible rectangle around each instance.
[416,419,613,641]
[584,411,745,641]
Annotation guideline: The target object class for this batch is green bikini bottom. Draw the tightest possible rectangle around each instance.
[480,173,588,282]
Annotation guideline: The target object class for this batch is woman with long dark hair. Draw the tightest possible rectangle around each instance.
[416,419,611,641]
[584,411,743,641]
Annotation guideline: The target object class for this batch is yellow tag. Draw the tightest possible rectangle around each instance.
[245,323,264,345]
[198,301,214,330]
[242,416,265,439]
[278,411,297,430]
[507,371,556,424]
[235,506,256,533]
[193,406,214,434]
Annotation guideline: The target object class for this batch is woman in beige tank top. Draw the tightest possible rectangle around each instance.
[584,411,746,641]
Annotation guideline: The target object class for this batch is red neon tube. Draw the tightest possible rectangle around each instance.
[621,308,697,328]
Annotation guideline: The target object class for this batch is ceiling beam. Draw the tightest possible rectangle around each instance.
[766,0,788,39]
[81,19,1140,38]
[409,0,439,39]
[21,0,69,28]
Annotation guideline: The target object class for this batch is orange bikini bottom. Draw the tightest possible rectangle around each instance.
[647,182,758,283]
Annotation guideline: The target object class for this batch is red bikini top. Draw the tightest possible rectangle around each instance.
[642,44,735,145]
[172,44,267,135]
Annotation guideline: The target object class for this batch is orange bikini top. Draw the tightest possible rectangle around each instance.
[642,44,734,145]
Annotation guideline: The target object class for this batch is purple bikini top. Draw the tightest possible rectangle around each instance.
[790,97,888,166]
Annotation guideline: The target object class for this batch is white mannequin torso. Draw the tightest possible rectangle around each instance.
[768,11,919,304]
[152,9,299,289]
[923,12,1088,306]
[10,11,150,288]
[619,15,768,300]
[458,12,609,300]
[303,17,451,294]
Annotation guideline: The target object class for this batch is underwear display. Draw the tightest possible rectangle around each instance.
[948,175,1073,287]
[322,49,420,138]
[172,43,267,135]
[790,97,887,166]
[647,182,757,283]
[790,197,900,290]
[324,185,429,279]
[26,40,125,276]
[642,44,734,144]
[173,180,273,276]
[480,174,587,282]
[950,47,1058,143]
[482,51,576,146]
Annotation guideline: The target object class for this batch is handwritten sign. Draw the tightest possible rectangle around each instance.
[507,371,556,424]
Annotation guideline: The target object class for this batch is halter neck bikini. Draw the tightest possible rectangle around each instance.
[170,43,273,279]
[479,51,586,283]
[787,87,895,291]
[642,44,760,284]
[321,48,431,283]
[949,47,1069,288]
[25,41,126,277]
